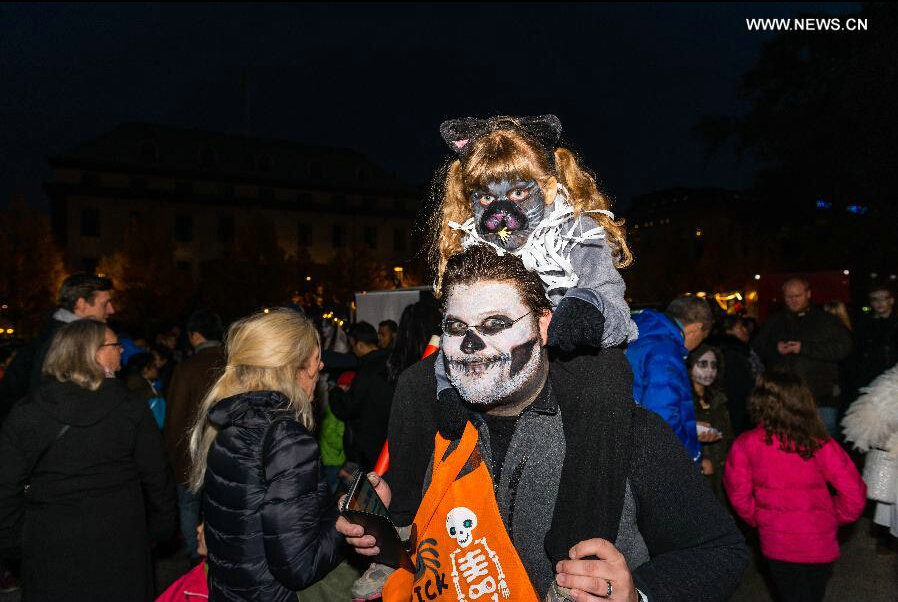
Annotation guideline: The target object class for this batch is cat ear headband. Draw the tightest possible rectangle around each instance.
[439,114,562,157]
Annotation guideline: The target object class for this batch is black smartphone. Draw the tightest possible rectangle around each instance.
[340,471,413,570]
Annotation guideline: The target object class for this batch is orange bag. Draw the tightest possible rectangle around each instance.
[383,421,539,602]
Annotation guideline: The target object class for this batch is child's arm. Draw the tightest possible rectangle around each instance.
[816,439,867,525]
[722,437,757,526]
[547,215,637,350]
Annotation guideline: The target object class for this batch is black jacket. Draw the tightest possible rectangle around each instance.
[849,313,898,393]
[753,306,852,406]
[708,333,756,435]
[330,348,393,470]
[0,315,67,426]
[387,351,747,602]
[0,379,176,602]
[203,391,343,602]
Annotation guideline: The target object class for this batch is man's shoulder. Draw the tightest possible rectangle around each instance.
[395,354,437,392]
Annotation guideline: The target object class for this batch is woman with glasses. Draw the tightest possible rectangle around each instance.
[0,319,176,602]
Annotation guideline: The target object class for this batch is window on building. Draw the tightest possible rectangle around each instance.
[218,215,235,244]
[364,226,378,250]
[393,228,407,252]
[174,214,194,242]
[298,223,311,247]
[333,225,346,248]
[81,208,100,237]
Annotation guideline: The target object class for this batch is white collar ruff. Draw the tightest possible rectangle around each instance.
[447,185,614,292]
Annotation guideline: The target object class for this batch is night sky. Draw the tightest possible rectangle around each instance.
[1,2,862,212]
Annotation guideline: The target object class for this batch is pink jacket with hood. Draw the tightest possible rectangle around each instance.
[724,426,866,563]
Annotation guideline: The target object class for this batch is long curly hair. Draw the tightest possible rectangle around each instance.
[428,125,632,294]
[749,371,829,459]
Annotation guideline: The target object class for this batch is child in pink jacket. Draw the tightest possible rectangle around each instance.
[724,372,866,602]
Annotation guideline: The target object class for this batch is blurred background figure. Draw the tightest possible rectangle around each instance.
[0,319,175,602]
[847,284,898,400]
[330,322,392,472]
[377,319,397,351]
[709,315,761,436]
[164,309,224,564]
[688,343,733,503]
[753,277,852,438]
[125,352,165,429]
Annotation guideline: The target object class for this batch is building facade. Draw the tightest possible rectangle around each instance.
[45,123,420,279]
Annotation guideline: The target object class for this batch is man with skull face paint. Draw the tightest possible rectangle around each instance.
[337,247,747,602]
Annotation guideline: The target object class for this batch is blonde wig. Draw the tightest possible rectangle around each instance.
[430,124,632,294]
[188,308,319,491]
[42,319,108,391]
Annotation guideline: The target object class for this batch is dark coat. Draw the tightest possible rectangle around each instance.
[164,343,225,484]
[0,315,67,426]
[329,348,393,470]
[387,351,747,602]
[708,333,756,435]
[849,313,898,393]
[203,391,343,602]
[753,306,852,406]
[0,379,176,602]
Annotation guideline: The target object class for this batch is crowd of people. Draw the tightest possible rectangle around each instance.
[0,114,895,602]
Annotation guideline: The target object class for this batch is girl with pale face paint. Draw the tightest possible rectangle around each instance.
[687,343,733,502]
[441,280,547,410]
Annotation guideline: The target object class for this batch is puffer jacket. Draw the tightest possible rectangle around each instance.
[625,310,700,461]
[723,426,866,563]
[203,391,343,602]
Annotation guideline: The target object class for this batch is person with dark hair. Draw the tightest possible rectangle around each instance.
[163,309,225,562]
[848,284,898,397]
[125,352,165,429]
[708,315,759,435]
[386,295,442,385]
[626,296,714,462]
[752,277,852,437]
[0,319,175,601]
[339,245,747,602]
[687,343,733,502]
[330,321,393,471]
[0,273,114,425]
[377,319,398,350]
[725,372,866,602]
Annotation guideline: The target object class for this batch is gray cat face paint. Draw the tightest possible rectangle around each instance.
[471,179,546,251]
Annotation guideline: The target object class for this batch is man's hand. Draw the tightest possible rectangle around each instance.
[776,341,791,355]
[555,538,638,602]
[700,458,715,476]
[335,472,392,556]
[787,341,801,354]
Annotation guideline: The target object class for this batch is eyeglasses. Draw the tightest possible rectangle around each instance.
[441,311,533,337]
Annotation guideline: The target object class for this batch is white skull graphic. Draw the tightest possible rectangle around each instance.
[446,507,478,548]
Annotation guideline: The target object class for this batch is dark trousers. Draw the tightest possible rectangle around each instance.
[767,558,833,602]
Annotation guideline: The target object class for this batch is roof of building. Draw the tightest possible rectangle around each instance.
[49,122,413,195]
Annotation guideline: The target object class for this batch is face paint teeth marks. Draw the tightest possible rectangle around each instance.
[447,354,510,378]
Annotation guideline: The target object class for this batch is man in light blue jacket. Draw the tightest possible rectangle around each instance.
[626,296,713,462]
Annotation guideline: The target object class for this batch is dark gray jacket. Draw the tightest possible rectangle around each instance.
[388,352,747,601]
[753,306,852,406]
